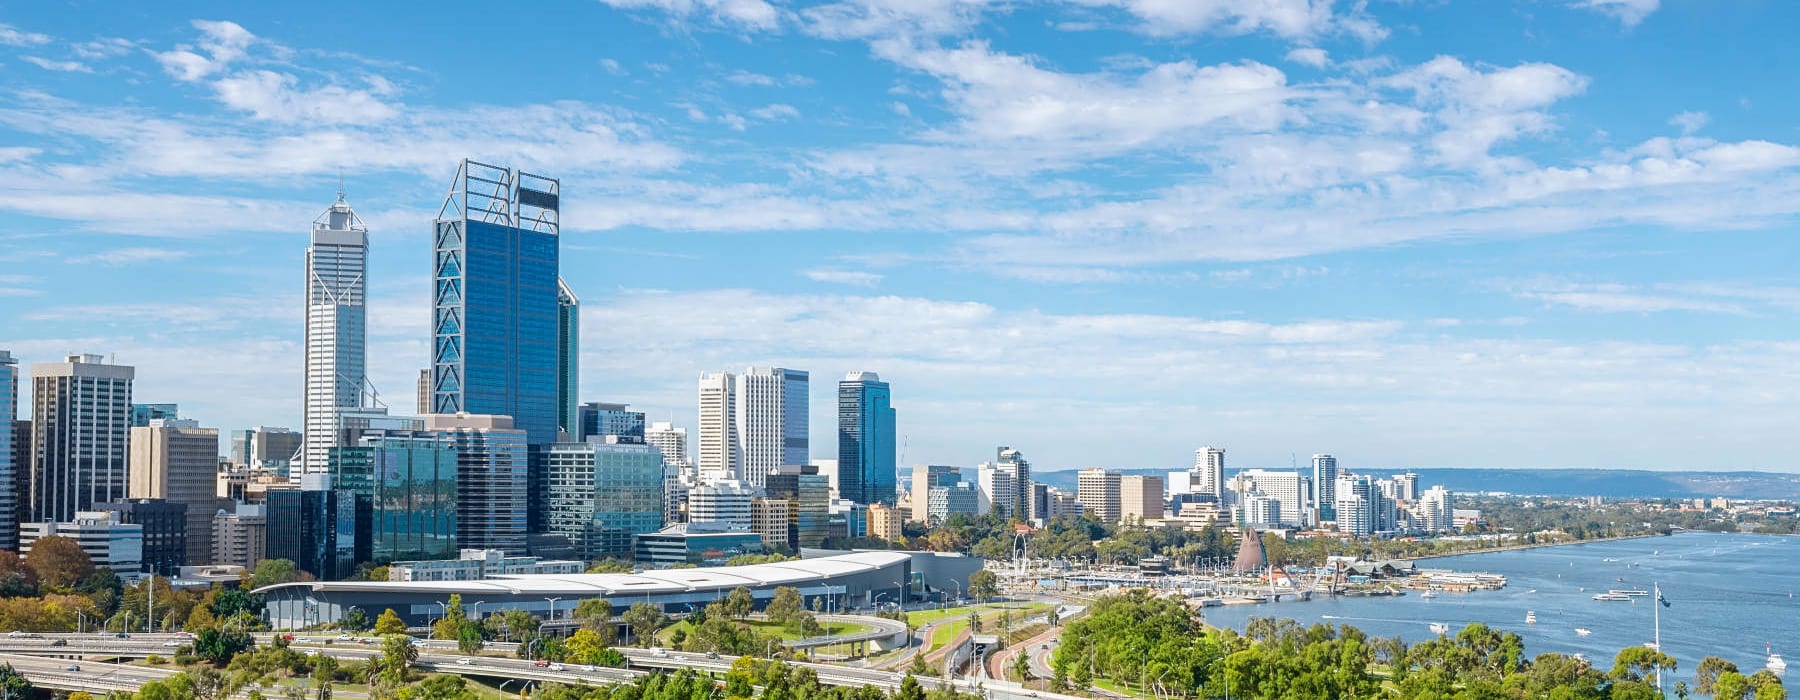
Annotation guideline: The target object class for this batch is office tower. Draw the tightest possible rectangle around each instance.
[1166,471,1192,496]
[266,474,367,580]
[765,463,829,548]
[837,372,895,506]
[696,372,738,482]
[9,419,26,535]
[925,482,979,524]
[975,450,1030,519]
[30,354,134,523]
[1418,485,1453,531]
[430,160,562,446]
[1120,475,1165,521]
[1241,491,1281,528]
[1194,447,1225,499]
[734,367,808,491]
[328,433,458,563]
[94,499,187,575]
[750,498,791,550]
[129,418,222,565]
[416,370,431,416]
[1228,469,1311,528]
[545,440,663,559]
[1312,454,1337,520]
[20,511,143,571]
[303,192,370,475]
[211,503,267,569]
[1076,468,1121,523]
[556,279,580,438]
[245,427,302,474]
[867,503,903,542]
[578,402,645,443]
[129,404,178,427]
[427,414,531,553]
[688,480,754,530]
[1334,474,1374,537]
[646,422,689,474]
[1046,488,1084,520]
[0,350,16,550]
[910,465,960,523]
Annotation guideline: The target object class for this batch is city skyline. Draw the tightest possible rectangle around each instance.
[6,4,1800,471]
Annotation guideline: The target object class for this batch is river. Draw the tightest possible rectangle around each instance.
[1198,531,1799,684]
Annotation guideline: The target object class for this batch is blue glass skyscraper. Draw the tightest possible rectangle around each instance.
[430,160,562,446]
[837,372,896,506]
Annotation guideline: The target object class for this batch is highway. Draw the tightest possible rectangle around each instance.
[0,652,179,693]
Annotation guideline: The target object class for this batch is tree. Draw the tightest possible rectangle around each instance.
[897,675,926,700]
[1011,648,1032,681]
[340,608,369,632]
[1611,645,1678,683]
[623,602,667,646]
[192,628,254,666]
[0,663,33,700]
[455,619,483,654]
[765,587,804,629]
[724,587,755,620]
[573,598,614,641]
[968,570,1000,603]
[378,635,417,684]
[0,551,38,597]
[491,608,541,644]
[312,654,338,700]
[26,535,95,589]
[374,609,407,635]
[1698,656,1742,697]
[967,609,982,634]
[585,559,634,574]
[432,594,467,640]
[249,559,303,590]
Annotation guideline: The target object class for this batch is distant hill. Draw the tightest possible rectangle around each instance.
[1030,467,1800,501]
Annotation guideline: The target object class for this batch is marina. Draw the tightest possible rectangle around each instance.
[1198,532,1799,687]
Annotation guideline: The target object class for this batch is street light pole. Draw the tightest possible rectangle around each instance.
[545,597,562,623]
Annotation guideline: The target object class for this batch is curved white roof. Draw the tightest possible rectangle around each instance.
[254,551,913,597]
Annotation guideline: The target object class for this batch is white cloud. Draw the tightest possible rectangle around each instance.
[1284,47,1330,68]
[0,22,51,47]
[1670,110,1709,135]
[803,269,884,287]
[0,147,37,164]
[1383,56,1589,164]
[802,0,999,40]
[1071,0,1386,41]
[725,70,777,86]
[155,19,256,81]
[66,247,193,266]
[72,37,136,60]
[749,103,800,121]
[211,70,399,123]
[599,0,782,31]
[1511,281,1750,316]
[22,56,92,73]
[599,58,627,75]
[1571,0,1660,28]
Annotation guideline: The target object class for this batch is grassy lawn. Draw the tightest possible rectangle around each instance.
[922,604,1056,655]
[654,618,872,645]
[908,601,1039,628]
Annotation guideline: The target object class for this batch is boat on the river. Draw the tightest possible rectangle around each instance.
[1575,628,1592,637]
[1420,591,1438,600]
[1609,589,1649,597]
[1429,622,1449,635]
[1526,611,1537,624]
[1593,593,1634,601]
[1768,644,1787,674]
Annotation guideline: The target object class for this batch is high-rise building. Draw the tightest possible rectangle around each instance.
[867,503,903,542]
[734,367,808,491]
[975,449,1031,520]
[1228,469,1311,528]
[750,498,791,550]
[1045,487,1084,520]
[1311,454,1337,521]
[94,499,187,575]
[910,465,960,524]
[9,419,26,536]
[1334,474,1375,537]
[1076,468,1121,523]
[1241,491,1281,528]
[1194,447,1226,499]
[646,421,689,474]
[430,160,562,446]
[428,414,530,554]
[688,480,754,531]
[30,354,134,524]
[129,419,221,565]
[328,433,458,563]
[544,439,664,559]
[556,279,580,438]
[266,474,368,581]
[0,350,17,550]
[1418,485,1453,532]
[1392,472,1420,502]
[765,463,830,548]
[303,192,370,475]
[925,482,979,524]
[248,427,302,474]
[578,402,645,444]
[416,370,431,416]
[696,372,738,482]
[129,404,178,428]
[837,372,896,506]
[211,503,266,570]
[1120,475,1165,521]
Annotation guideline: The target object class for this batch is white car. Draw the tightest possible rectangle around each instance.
[295,637,313,643]
[162,641,184,648]
[650,647,668,657]
[455,658,472,666]
[581,665,596,672]
[548,663,565,671]
[6,631,22,638]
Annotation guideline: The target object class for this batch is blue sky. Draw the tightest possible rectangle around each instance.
[3,0,1800,472]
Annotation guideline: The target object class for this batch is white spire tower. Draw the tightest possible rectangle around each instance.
[301,191,370,474]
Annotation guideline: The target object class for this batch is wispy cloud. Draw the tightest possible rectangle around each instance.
[803,269,883,287]
[1571,0,1661,28]
[21,56,93,73]
[66,247,193,266]
[0,22,51,47]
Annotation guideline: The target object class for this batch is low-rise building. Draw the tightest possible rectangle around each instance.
[212,503,267,570]
[750,498,792,550]
[867,502,903,542]
[633,522,764,568]
[21,511,144,572]
[387,549,584,581]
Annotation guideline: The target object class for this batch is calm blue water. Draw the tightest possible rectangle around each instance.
[1200,532,1799,683]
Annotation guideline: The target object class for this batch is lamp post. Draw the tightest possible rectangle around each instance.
[545,597,562,623]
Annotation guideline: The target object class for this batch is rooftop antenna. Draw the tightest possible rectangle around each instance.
[337,169,345,201]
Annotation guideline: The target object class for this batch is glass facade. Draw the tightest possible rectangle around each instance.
[431,161,561,447]
[546,442,664,559]
[442,428,529,555]
[266,486,367,581]
[837,373,897,506]
[129,403,178,427]
[578,402,645,443]
[556,279,579,437]
[328,435,457,563]
[0,351,15,550]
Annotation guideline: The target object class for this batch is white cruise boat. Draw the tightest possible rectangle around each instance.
[1429,622,1449,635]
[1768,644,1787,674]
[1593,593,1633,601]
[1525,611,1537,624]
[1575,628,1592,637]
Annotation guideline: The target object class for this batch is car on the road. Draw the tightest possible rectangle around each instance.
[705,651,719,659]
[455,658,472,666]
[1041,643,1049,650]
[337,634,352,641]
[6,631,22,638]
[295,637,313,642]
[650,647,668,657]
[49,639,66,647]
[581,665,595,672]
[64,664,80,672]
[162,641,184,647]
[548,664,565,671]
[114,632,129,639]
[533,660,549,667]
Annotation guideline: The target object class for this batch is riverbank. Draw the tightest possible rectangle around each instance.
[1405,532,1667,561]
